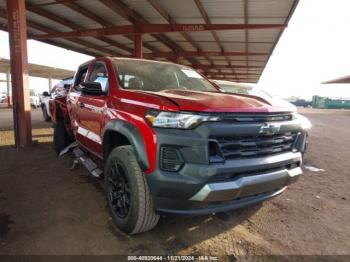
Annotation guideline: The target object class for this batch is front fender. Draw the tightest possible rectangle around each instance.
[103,120,150,171]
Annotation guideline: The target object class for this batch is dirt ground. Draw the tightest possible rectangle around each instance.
[0,107,349,258]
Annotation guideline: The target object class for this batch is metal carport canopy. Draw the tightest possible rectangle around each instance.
[0,0,299,148]
[0,0,299,83]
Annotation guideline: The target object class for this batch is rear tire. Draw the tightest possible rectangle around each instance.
[53,120,71,154]
[42,105,51,122]
[104,145,159,234]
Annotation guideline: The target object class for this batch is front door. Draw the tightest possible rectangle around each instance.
[67,64,88,141]
[76,62,109,157]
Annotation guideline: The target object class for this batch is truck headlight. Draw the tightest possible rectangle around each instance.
[145,110,220,129]
[295,113,312,130]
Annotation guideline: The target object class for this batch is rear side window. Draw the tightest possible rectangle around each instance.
[88,62,109,93]
[62,77,74,87]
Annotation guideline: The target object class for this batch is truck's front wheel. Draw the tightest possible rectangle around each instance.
[104,145,159,234]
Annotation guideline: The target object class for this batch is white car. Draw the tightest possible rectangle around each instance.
[211,79,297,111]
[40,77,73,121]
[0,93,7,103]
[30,90,41,108]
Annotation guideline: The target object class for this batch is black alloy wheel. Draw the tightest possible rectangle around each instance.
[104,145,160,234]
[107,162,131,218]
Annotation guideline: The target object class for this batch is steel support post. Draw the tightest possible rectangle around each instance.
[6,0,32,147]
[134,33,143,58]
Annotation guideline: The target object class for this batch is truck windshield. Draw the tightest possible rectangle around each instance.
[113,59,217,92]
[215,82,272,100]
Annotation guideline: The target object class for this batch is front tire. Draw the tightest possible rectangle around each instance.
[105,145,159,234]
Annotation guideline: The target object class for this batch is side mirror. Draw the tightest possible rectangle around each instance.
[79,82,105,96]
[42,91,50,97]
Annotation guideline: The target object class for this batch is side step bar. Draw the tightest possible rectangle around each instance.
[73,147,103,179]
[59,141,78,156]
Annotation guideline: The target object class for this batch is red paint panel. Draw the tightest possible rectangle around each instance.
[52,57,295,175]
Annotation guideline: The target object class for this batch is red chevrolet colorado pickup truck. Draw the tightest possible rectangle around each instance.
[50,57,311,234]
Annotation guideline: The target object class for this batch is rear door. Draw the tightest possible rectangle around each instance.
[75,62,109,156]
[67,64,89,138]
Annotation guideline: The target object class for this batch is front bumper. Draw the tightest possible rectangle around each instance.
[147,120,306,215]
[156,187,287,215]
[148,152,302,215]
[190,166,301,202]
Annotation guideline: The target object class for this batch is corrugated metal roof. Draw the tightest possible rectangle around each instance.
[26,11,71,32]
[201,0,244,21]
[0,0,299,83]
[77,1,131,26]
[125,0,167,23]
[249,0,294,18]
[159,0,202,20]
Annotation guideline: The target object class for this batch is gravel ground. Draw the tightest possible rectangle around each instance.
[0,107,349,259]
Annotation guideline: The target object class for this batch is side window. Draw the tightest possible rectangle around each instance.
[88,63,109,93]
[74,66,88,89]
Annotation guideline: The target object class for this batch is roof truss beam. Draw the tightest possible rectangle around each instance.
[0,7,108,56]
[30,23,285,40]
[194,0,237,80]
[98,0,196,65]
[143,51,268,59]
[58,1,134,54]
[26,0,79,8]
[25,3,126,56]
[244,0,249,75]
[147,0,209,65]
[194,65,263,70]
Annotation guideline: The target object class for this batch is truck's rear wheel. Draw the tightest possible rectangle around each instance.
[104,145,159,234]
[42,105,51,122]
[53,120,71,154]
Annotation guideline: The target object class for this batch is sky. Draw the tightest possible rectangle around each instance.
[259,0,350,99]
[1,0,350,99]
[0,32,92,95]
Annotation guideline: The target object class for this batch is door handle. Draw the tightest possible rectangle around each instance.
[79,102,85,108]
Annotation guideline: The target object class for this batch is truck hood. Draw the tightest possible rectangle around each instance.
[145,90,296,113]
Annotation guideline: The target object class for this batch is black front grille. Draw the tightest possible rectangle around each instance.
[210,131,298,160]
[221,113,293,123]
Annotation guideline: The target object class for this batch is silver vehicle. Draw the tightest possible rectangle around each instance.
[30,90,41,109]
[40,77,73,121]
[211,79,297,111]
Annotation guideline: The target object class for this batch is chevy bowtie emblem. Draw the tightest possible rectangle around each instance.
[259,123,280,135]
